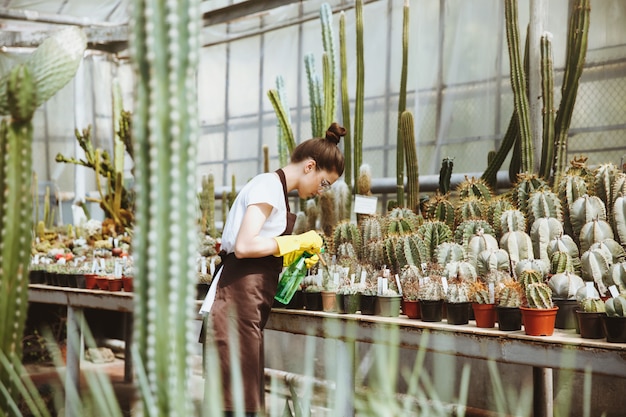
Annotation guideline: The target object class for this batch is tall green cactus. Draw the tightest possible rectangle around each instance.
[353,0,364,194]
[539,33,555,180]
[0,27,86,415]
[130,0,201,415]
[401,111,420,214]
[396,2,410,208]
[339,12,353,200]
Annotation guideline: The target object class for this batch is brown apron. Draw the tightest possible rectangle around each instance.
[207,169,295,413]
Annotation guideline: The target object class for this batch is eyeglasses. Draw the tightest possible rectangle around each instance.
[319,178,332,193]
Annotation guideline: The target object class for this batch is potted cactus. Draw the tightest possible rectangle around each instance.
[302,275,324,312]
[495,280,523,331]
[417,275,445,322]
[521,282,559,336]
[400,265,421,319]
[445,279,472,325]
[602,294,626,343]
[470,280,496,328]
[337,284,361,314]
[576,285,605,339]
[548,271,585,329]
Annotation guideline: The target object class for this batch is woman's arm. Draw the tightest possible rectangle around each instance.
[233,202,280,259]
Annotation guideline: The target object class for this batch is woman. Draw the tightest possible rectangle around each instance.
[201,123,346,416]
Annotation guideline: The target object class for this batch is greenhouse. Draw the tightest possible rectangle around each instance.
[1,0,626,416]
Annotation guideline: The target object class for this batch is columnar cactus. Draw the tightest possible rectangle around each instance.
[439,157,454,195]
[594,163,620,221]
[332,221,362,256]
[455,196,486,225]
[454,219,494,250]
[497,281,523,307]
[401,111,420,214]
[550,251,574,274]
[526,189,563,227]
[0,27,85,415]
[555,172,588,236]
[360,216,383,245]
[513,173,549,215]
[525,282,554,309]
[130,0,201,415]
[613,194,626,247]
[456,176,493,202]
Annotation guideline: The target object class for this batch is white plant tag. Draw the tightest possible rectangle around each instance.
[34,254,40,264]
[609,285,620,298]
[350,274,356,285]
[377,277,383,295]
[585,282,594,298]
[201,258,208,275]
[210,258,216,275]
[488,283,495,304]
[354,195,378,214]
[441,277,449,294]
[395,274,402,296]
[382,278,388,293]
[100,258,106,272]
[333,272,339,286]
[421,263,427,274]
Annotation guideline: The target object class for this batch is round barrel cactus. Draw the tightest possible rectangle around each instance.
[548,272,585,300]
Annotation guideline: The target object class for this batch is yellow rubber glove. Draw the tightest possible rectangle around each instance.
[273,230,323,256]
[282,252,319,268]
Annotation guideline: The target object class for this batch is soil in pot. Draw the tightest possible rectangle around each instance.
[520,306,558,336]
[576,310,605,339]
[601,315,626,343]
[446,302,471,325]
[343,293,361,314]
[360,295,377,315]
[403,299,420,319]
[419,299,444,322]
[553,298,579,330]
[378,295,402,317]
[304,291,323,311]
[472,303,496,328]
[496,306,522,331]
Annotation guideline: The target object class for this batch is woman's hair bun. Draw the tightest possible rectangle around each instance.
[325,122,347,145]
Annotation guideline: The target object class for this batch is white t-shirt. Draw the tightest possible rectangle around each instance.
[219,172,287,254]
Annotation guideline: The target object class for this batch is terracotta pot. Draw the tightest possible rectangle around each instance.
[85,274,98,290]
[553,298,579,330]
[472,303,497,328]
[378,295,402,317]
[95,276,109,291]
[321,291,337,312]
[360,295,377,315]
[520,306,559,336]
[403,299,420,319]
[343,293,361,314]
[496,306,522,331]
[601,315,626,343]
[108,278,123,292]
[576,310,605,339]
[445,302,471,325]
[304,291,323,311]
[122,276,134,292]
[419,299,444,322]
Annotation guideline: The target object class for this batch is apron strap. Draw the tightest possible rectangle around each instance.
[275,168,291,214]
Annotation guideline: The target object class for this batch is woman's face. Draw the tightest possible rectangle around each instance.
[298,165,340,199]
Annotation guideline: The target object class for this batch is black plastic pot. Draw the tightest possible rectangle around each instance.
[304,291,323,311]
[553,298,579,330]
[445,302,471,325]
[285,290,304,309]
[360,295,377,315]
[601,315,626,343]
[576,310,604,339]
[496,306,522,331]
[343,293,361,314]
[419,299,444,322]
[335,293,346,314]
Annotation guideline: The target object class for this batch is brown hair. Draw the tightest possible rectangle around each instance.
[291,122,346,176]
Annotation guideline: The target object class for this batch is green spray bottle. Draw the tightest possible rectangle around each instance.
[275,252,313,304]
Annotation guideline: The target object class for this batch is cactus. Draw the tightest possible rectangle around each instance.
[333,180,352,222]
[499,208,527,235]
[383,233,427,274]
[269,76,295,166]
[130,0,201,414]
[526,189,563,228]
[455,196,486,225]
[530,217,564,264]
[513,173,549,215]
[570,194,607,244]
[548,272,585,299]
[547,233,580,262]
[0,27,86,415]
[363,239,386,270]
[594,163,620,223]
[518,269,544,292]
[332,221,362,256]
[384,207,422,235]
[605,295,626,317]
[555,172,589,236]
[401,111,420,214]
[305,54,324,138]
[515,258,550,279]
[613,194,626,246]
[551,0,591,186]
[504,0,533,173]
[423,192,455,230]
[353,0,364,194]
[497,280,523,307]
[336,242,358,260]
[444,261,478,283]
[500,229,534,268]
[467,228,499,261]
[579,218,614,253]
[580,297,606,313]
[396,2,410,208]
[550,251,574,274]
[198,174,216,238]
[455,219,494,250]
[439,157,454,195]
[580,245,613,296]
[538,32,555,180]
[417,276,444,301]
[486,197,514,239]
[608,262,626,293]
[360,216,383,245]
[435,242,466,265]
[305,199,320,232]
[339,11,352,207]
[589,239,626,264]
[456,176,493,202]
[319,191,336,237]
[445,281,471,303]
[476,249,511,276]
[525,282,554,309]
[470,280,492,304]
[417,220,453,262]
[319,3,337,130]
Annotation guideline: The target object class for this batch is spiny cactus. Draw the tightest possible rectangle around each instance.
[401,111,420,214]
[332,221,362,257]
[548,272,584,300]
[363,239,386,270]
[608,262,626,293]
[525,282,554,309]
[360,216,383,245]
[435,242,466,265]
[497,280,523,307]
[455,196,486,225]
[439,157,454,195]
[456,176,493,202]
[579,297,606,313]
[470,280,492,304]
[444,261,478,283]
[198,174,216,238]
[518,269,544,292]
[384,206,422,235]
[526,189,563,228]
[423,192,455,230]
[500,229,534,267]
[605,295,626,317]
[580,245,613,296]
[570,194,607,244]
[530,217,564,264]
[499,208,527,235]
[476,249,511,276]
[547,234,580,263]
[486,197,514,239]
[514,258,550,279]
[383,233,427,274]
[130,0,201,415]
[319,191,336,237]
[417,220,453,262]
[550,251,574,274]
[555,172,589,236]
[513,173,549,215]
[579,218,614,253]
[467,228,500,261]
[594,162,620,221]
[417,276,444,301]
[454,219,494,250]
[445,280,471,303]
[339,11,353,204]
